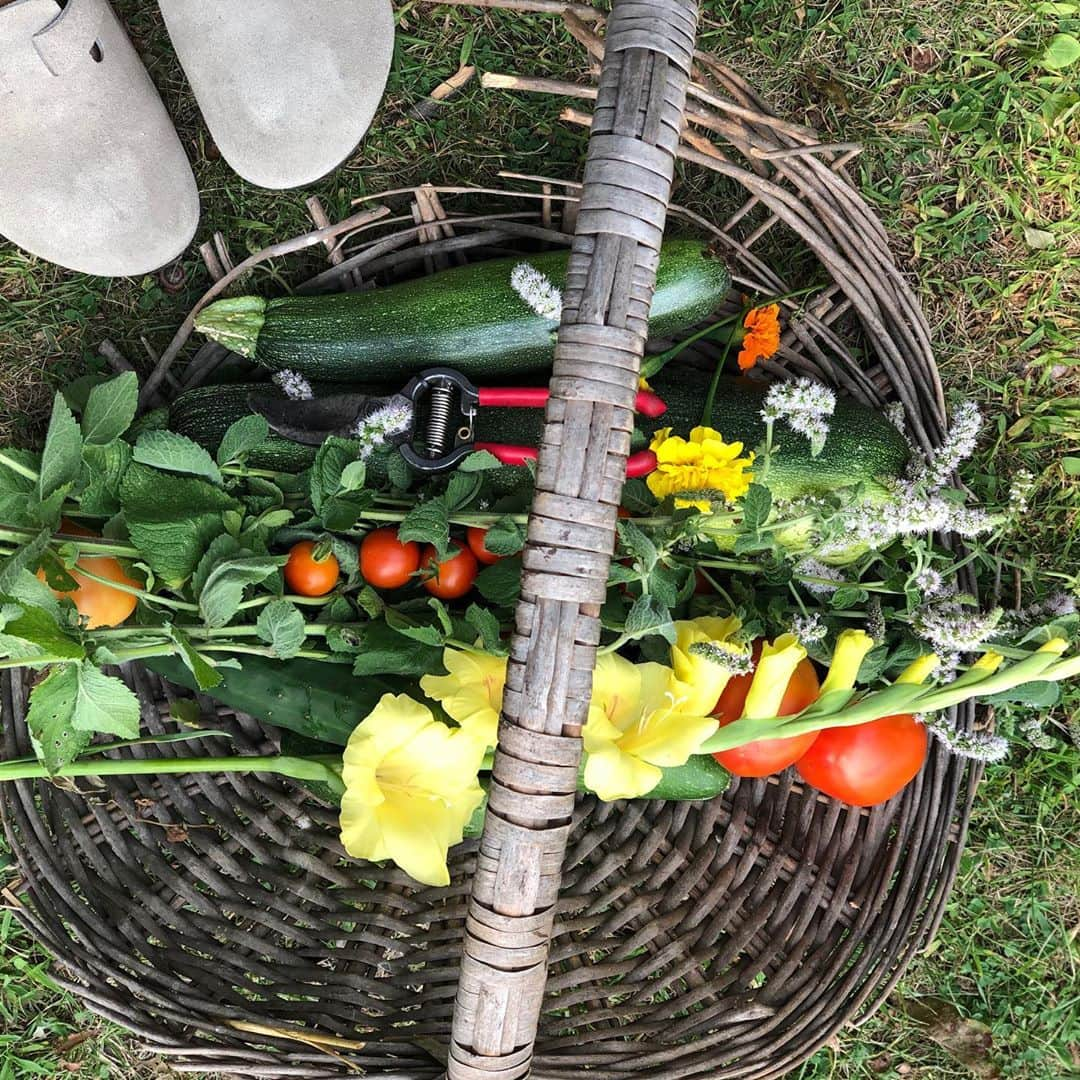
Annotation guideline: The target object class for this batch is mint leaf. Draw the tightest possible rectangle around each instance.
[191,533,243,598]
[356,584,384,619]
[465,603,507,655]
[446,471,481,511]
[82,372,138,445]
[167,625,222,691]
[81,440,132,517]
[482,517,526,557]
[352,621,443,678]
[398,497,450,554]
[310,437,360,514]
[386,451,412,491]
[741,483,772,531]
[339,460,367,493]
[385,609,445,646]
[198,554,286,628]
[27,665,91,773]
[458,450,503,473]
[39,393,83,501]
[134,430,223,485]
[217,414,271,466]
[70,663,140,739]
[475,557,522,607]
[256,599,307,659]
[617,520,658,571]
[624,593,676,644]
[121,464,240,584]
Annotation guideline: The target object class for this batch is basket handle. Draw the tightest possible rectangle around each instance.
[446,1,700,1077]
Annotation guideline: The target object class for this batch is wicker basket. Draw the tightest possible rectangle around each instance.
[0,2,983,1078]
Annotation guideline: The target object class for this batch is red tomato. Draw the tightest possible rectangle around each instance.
[796,713,926,806]
[712,639,822,778]
[284,540,340,596]
[466,527,503,566]
[359,528,420,590]
[39,520,139,629]
[421,542,478,600]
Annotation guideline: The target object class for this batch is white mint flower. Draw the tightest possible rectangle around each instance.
[912,400,982,488]
[761,377,837,456]
[688,640,756,677]
[913,567,945,597]
[353,400,414,460]
[795,556,844,596]
[914,600,1002,655]
[510,262,563,321]
[923,714,1009,762]
[1019,715,1056,750]
[273,368,314,401]
[790,612,827,644]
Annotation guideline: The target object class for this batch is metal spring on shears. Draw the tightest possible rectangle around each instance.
[423,382,455,458]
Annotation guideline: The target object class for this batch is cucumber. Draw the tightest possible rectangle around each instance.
[145,653,407,746]
[194,240,731,381]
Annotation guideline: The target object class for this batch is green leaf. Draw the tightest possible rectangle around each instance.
[830,585,868,609]
[624,593,676,644]
[167,625,222,691]
[475,556,522,607]
[0,601,84,662]
[398,497,450,554]
[198,554,286,627]
[310,437,360,514]
[38,393,83,501]
[385,608,445,646]
[256,599,307,659]
[69,663,141,739]
[983,681,1061,708]
[217,414,271,466]
[26,665,92,773]
[191,533,243,598]
[733,531,772,556]
[339,460,367,492]
[465,603,508,655]
[120,464,240,584]
[386,450,413,491]
[446,471,481,510]
[742,483,772,531]
[320,492,372,532]
[647,564,681,609]
[80,440,132,517]
[356,584,384,618]
[1062,457,1080,477]
[482,517,526,557]
[81,372,138,445]
[617,520,658,571]
[134,430,223,485]
[458,450,503,472]
[352,620,444,678]
[1040,32,1080,70]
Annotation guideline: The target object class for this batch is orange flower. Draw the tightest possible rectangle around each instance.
[737,304,781,371]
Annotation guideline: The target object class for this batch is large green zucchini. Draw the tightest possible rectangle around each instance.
[194,239,731,380]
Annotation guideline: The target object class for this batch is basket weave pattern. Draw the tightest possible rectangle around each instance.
[0,1,983,1077]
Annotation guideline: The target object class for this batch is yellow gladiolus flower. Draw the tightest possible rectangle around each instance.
[420,647,507,749]
[1038,638,1069,655]
[584,653,719,801]
[896,653,941,685]
[339,694,485,887]
[742,634,808,718]
[970,650,1004,674]
[820,629,876,695]
[669,615,744,714]
[646,426,755,511]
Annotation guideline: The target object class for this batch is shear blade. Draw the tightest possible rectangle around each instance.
[249,392,384,446]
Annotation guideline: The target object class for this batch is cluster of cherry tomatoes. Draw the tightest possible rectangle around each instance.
[712,641,927,807]
[351,525,501,600]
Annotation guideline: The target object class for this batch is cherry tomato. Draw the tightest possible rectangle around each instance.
[467,527,503,566]
[421,542,478,600]
[359,528,419,591]
[796,713,926,807]
[285,540,340,596]
[712,639,822,778]
[39,521,140,629]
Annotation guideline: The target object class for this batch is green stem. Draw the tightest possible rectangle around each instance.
[235,593,337,612]
[199,643,335,661]
[640,315,739,381]
[0,452,39,483]
[701,330,736,428]
[0,753,345,797]
[0,643,177,670]
[0,525,141,560]
[222,465,295,481]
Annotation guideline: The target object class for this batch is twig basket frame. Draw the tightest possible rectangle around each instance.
[1,3,983,1078]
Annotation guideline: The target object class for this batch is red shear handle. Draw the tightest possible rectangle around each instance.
[478,386,666,418]
[476,443,657,478]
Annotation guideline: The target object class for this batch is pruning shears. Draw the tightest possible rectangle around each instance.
[250,366,666,478]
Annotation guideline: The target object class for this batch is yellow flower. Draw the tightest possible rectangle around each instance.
[421,647,507,749]
[896,653,941,685]
[584,653,719,801]
[742,634,808,718]
[820,629,876,695]
[339,694,485,887]
[646,426,755,511]
[669,615,744,714]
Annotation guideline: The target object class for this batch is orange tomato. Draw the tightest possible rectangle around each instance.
[39,520,139,629]
[284,540,340,597]
[712,639,822,778]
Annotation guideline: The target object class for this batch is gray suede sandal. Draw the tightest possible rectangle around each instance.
[157,0,394,190]
[0,0,199,276]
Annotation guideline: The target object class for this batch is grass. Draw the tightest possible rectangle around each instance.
[1,0,1079,1077]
